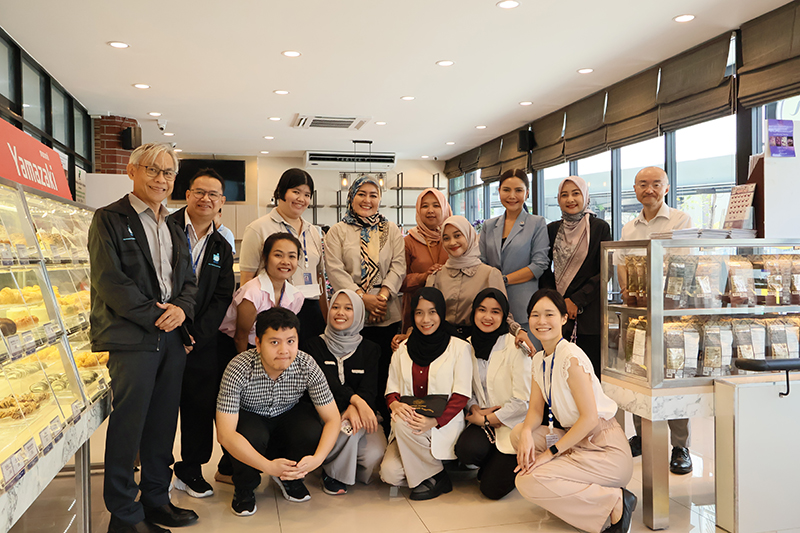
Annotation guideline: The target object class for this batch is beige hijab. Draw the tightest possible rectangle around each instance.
[553,176,591,295]
[408,188,452,246]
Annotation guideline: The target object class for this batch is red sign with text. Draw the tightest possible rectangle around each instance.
[0,119,72,200]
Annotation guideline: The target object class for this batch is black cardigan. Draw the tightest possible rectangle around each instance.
[539,215,611,336]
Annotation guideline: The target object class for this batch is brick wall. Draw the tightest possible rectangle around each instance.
[93,115,139,174]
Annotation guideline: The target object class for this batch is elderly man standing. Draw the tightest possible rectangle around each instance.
[89,143,198,533]
[619,166,693,475]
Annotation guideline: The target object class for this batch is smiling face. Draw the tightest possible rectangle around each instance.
[474,297,504,334]
[186,175,225,222]
[499,176,528,214]
[265,238,299,282]
[329,292,355,331]
[127,152,175,210]
[528,297,567,345]
[256,326,299,376]
[278,184,312,219]
[558,181,584,215]
[414,297,441,335]
[633,167,669,210]
[352,183,380,217]
[419,192,443,230]
[442,224,468,258]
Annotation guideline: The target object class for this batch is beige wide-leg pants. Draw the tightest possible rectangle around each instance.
[324,428,387,486]
[379,419,443,489]
[512,418,633,533]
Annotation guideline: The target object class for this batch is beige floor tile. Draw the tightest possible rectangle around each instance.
[625,482,718,533]
[436,520,579,533]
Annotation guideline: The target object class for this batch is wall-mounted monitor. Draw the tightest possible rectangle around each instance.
[171,159,246,202]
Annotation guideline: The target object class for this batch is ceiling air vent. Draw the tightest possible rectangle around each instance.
[291,114,371,130]
[304,151,396,171]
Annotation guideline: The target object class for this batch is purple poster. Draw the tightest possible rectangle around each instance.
[768,119,795,157]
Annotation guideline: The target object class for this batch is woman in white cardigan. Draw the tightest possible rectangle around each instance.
[380,287,472,501]
[456,288,531,500]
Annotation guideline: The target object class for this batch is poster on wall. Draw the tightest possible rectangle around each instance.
[767,119,795,157]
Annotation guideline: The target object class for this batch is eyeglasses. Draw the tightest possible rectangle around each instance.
[138,164,177,181]
[189,188,222,201]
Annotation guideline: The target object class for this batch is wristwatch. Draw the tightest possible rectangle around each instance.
[549,444,559,456]
[502,275,509,285]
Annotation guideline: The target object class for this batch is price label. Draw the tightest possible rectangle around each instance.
[49,417,64,443]
[71,400,84,423]
[98,377,108,390]
[39,426,54,455]
[0,243,12,265]
[21,330,35,354]
[0,455,17,486]
[16,244,29,264]
[23,438,39,467]
[43,322,57,343]
[6,334,23,360]
[12,450,26,477]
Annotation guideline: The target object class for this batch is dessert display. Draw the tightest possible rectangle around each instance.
[0,392,50,420]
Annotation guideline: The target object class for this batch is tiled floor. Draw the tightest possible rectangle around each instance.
[10,414,721,533]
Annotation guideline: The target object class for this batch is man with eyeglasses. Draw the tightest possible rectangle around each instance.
[89,143,199,533]
[168,168,235,500]
[619,166,694,476]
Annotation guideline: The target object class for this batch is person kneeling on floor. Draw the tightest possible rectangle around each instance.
[215,308,340,516]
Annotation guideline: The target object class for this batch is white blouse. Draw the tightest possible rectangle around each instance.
[531,340,616,428]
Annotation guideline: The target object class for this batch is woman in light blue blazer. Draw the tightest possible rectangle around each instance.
[479,169,550,340]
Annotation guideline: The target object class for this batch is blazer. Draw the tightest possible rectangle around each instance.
[89,196,197,352]
[539,215,612,336]
[479,211,550,331]
[168,207,235,359]
[468,334,531,454]
[386,337,472,460]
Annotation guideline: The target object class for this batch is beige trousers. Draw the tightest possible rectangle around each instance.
[379,419,442,489]
[512,418,633,533]
[324,428,387,486]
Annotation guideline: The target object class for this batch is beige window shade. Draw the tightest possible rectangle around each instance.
[604,67,659,124]
[477,137,502,169]
[459,147,481,173]
[739,56,800,107]
[657,33,732,105]
[565,92,605,140]
[739,0,800,74]
[606,109,659,150]
[499,130,524,162]
[501,155,528,175]
[530,141,565,170]
[530,111,565,148]
[444,157,461,179]
[660,77,734,131]
[565,128,607,159]
[480,163,502,182]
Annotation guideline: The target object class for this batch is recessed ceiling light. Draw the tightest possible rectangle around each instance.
[673,14,695,22]
[476,125,487,129]
[163,132,174,136]
[274,90,289,95]
[519,101,533,106]
[446,141,455,145]
[133,83,150,89]
[269,117,281,121]
[108,41,129,49]
[401,96,415,101]
[174,149,182,152]
[577,68,594,74]
[264,136,275,140]
[148,112,162,117]
[261,151,270,154]
[375,121,387,126]
[496,0,519,9]
[436,60,454,67]
[422,155,430,159]
[282,50,301,57]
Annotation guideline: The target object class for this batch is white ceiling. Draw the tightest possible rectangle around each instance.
[0,0,789,161]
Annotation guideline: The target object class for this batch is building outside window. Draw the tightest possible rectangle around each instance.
[542,162,570,222]
[577,151,612,229]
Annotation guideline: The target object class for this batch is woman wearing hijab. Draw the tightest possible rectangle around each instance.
[325,175,406,431]
[400,188,451,333]
[539,176,611,378]
[455,289,531,500]
[304,289,387,495]
[380,288,472,501]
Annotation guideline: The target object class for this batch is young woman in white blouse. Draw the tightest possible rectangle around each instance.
[512,288,636,533]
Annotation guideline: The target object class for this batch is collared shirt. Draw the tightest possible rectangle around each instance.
[217,348,333,418]
[239,208,324,299]
[621,202,693,241]
[217,223,236,253]
[128,193,173,301]
[184,211,213,277]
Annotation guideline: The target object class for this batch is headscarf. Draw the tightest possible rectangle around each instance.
[341,175,389,292]
[470,288,510,361]
[441,215,482,271]
[408,188,452,246]
[553,176,592,295]
[320,289,364,384]
[406,287,453,367]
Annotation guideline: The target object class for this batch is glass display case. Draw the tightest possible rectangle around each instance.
[601,238,800,389]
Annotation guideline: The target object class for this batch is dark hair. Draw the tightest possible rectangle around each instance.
[274,168,314,202]
[255,307,300,340]
[499,168,529,190]
[189,168,225,191]
[261,232,302,268]
[527,288,568,317]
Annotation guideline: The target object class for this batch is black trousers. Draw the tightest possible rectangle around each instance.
[361,322,400,435]
[297,297,326,338]
[214,332,242,477]
[455,424,519,500]
[231,403,323,492]
[104,331,185,524]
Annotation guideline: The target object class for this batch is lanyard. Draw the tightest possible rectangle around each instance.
[542,339,563,432]
[185,227,209,274]
[282,221,309,269]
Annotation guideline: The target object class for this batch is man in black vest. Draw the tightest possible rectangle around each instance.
[89,143,198,533]
[169,168,235,498]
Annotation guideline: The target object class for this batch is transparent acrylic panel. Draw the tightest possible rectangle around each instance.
[27,339,92,413]
[0,369,39,486]
[24,194,80,263]
[0,182,37,263]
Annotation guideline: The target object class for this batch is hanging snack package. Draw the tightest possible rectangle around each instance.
[778,257,793,304]
[783,318,800,358]
[625,256,639,307]
[635,257,648,307]
[766,320,790,359]
[624,316,648,378]
[664,256,696,310]
[726,257,755,307]
[750,320,766,360]
[664,323,685,379]
[692,257,723,309]
[701,322,733,377]
[684,323,701,377]
[791,256,800,305]
[731,321,755,375]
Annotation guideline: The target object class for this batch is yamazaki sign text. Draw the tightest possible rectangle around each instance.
[0,119,72,200]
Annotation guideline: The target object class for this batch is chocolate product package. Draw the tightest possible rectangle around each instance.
[700,321,732,377]
[766,319,791,359]
[691,257,723,309]
[791,257,800,305]
[625,256,640,307]
[726,257,755,307]
[664,256,697,310]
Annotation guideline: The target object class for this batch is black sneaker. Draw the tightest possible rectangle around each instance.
[231,489,257,516]
[669,447,693,475]
[628,435,642,458]
[271,476,311,502]
[174,473,214,498]
[321,474,347,495]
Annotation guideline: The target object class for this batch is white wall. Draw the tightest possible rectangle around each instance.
[84,173,132,209]
[762,120,800,239]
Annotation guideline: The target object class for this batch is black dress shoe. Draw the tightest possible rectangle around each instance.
[628,435,641,458]
[108,515,170,533]
[670,447,693,475]
[409,469,453,501]
[143,502,198,527]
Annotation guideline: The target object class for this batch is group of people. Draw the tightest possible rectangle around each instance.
[90,141,692,533]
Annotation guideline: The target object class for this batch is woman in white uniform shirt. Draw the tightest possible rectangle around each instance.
[512,288,636,533]
[239,168,326,336]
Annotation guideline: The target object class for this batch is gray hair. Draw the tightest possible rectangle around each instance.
[128,143,179,171]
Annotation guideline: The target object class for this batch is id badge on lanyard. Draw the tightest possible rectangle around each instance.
[543,348,559,448]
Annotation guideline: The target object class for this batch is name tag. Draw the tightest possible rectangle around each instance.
[351,369,364,374]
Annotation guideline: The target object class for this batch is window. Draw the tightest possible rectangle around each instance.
[542,162,570,222]
[758,95,800,154]
[0,39,14,102]
[577,151,612,229]
[74,104,89,158]
[487,181,504,218]
[22,60,45,130]
[449,175,466,217]
[52,86,69,145]
[620,136,665,226]
[675,115,736,229]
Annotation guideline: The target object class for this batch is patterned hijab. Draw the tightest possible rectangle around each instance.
[408,188,452,246]
[441,216,482,271]
[553,176,592,295]
[342,176,389,292]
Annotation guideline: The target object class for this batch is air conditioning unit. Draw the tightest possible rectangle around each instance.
[304,151,396,171]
